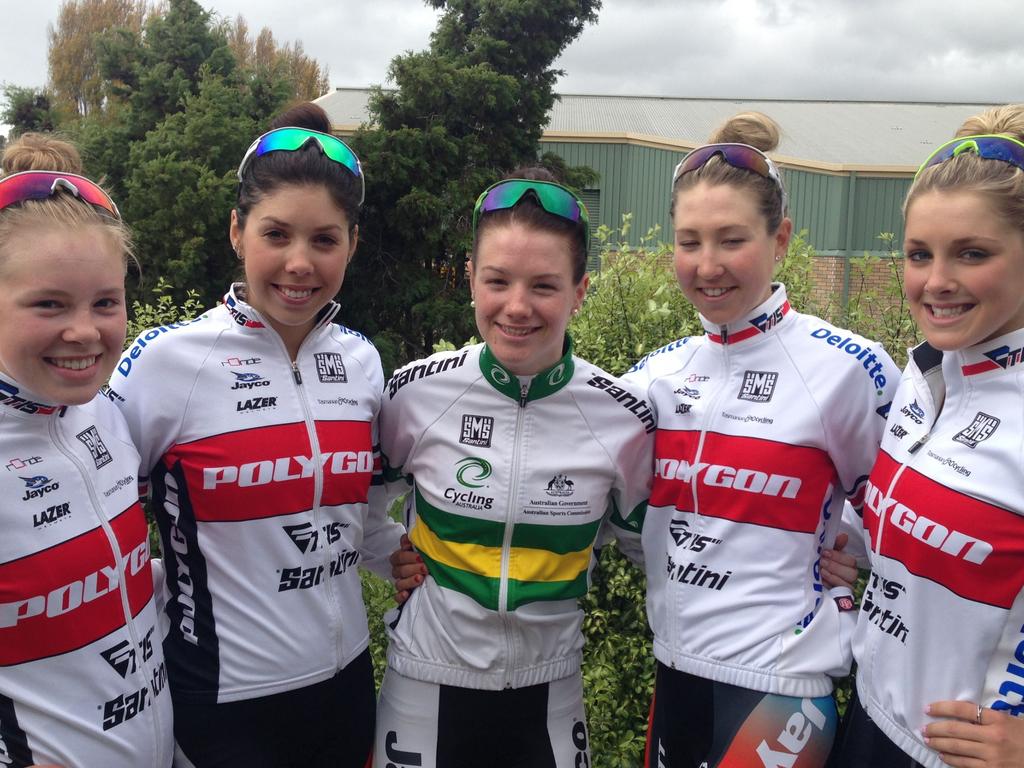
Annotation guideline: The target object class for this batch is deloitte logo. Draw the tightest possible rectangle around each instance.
[456,457,492,488]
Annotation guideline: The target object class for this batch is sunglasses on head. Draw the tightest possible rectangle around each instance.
[472,179,590,250]
[0,171,120,219]
[236,127,365,205]
[915,134,1024,180]
[672,142,788,212]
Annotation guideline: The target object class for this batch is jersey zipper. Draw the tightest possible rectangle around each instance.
[276,334,343,666]
[498,383,529,688]
[50,416,168,767]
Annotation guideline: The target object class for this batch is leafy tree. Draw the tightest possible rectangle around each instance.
[47,0,148,117]
[221,15,330,102]
[1,85,62,136]
[346,0,601,372]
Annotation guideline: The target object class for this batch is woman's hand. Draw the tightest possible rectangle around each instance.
[820,532,859,591]
[924,700,1024,767]
[390,534,428,604]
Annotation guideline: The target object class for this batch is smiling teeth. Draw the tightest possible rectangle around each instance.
[702,288,730,297]
[281,287,313,299]
[932,305,969,318]
[501,326,533,337]
[52,357,96,370]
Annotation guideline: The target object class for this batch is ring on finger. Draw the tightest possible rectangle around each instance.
[976,703,984,725]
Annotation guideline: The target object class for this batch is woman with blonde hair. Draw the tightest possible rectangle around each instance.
[827,104,1024,768]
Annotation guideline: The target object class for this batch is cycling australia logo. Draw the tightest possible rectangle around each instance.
[953,412,1000,449]
[76,426,112,469]
[230,371,270,390]
[738,370,778,403]
[460,414,493,448]
[314,353,347,383]
[445,457,494,510]
[545,473,575,497]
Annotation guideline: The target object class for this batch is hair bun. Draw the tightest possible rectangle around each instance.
[955,104,1024,143]
[267,101,332,134]
[2,133,83,175]
[708,111,781,153]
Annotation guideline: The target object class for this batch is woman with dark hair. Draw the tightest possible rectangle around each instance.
[376,167,653,767]
[107,102,403,767]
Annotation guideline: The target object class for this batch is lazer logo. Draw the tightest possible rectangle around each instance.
[668,518,721,552]
[953,412,1000,449]
[889,424,908,440]
[0,540,149,628]
[738,370,778,403]
[21,475,59,501]
[675,403,692,415]
[460,414,493,448]
[864,481,992,564]
[314,353,348,383]
[101,627,155,678]
[5,455,42,471]
[282,521,347,554]
[655,459,801,499]
[76,426,112,469]
[756,697,829,767]
[202,451,373,489]
[236,396,277,412]
[230,371,270,389]
[384,730,423,768]
[751,305,785,333]
[33,501,71,528]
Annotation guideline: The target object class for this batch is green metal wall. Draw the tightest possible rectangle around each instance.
[541,140,912,257]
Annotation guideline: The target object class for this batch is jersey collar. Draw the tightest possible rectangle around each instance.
[0,372,66,417]
[702,283,792,345]
[223,283,341,332]
[957,326,1024,379]
[479,336,575,404]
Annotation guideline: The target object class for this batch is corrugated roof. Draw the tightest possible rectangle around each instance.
[316,88,997,169]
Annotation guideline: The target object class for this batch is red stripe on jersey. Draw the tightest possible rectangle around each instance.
[864,451,1024,608]
[962,360,1000,376]
[708,325,761,344]
[651,430,835,533]
[165,420,373,522]
[0,506,153,666]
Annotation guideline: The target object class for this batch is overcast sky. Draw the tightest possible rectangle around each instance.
[2,0,1024,104]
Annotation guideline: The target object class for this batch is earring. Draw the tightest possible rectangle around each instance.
[572,307,580,316]
[470,299,476,307]
[774,255,783,262]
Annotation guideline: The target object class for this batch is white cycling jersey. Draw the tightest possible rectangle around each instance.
[623,284,898,697]
[850,328,1024,768]
[379,340,653,690]
[107,284,403,705]
[0,373,173,768]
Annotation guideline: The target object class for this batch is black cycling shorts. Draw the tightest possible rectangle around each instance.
[826,688,925,768]
[645,662,837,768]
[173,647,375,768]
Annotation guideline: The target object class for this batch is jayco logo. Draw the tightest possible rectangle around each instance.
[21,475,59,501]
[230,371,270,390]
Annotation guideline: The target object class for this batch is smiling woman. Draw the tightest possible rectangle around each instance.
[105,102,404,768]
[376,167,653,768]
[0,136,174,766]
